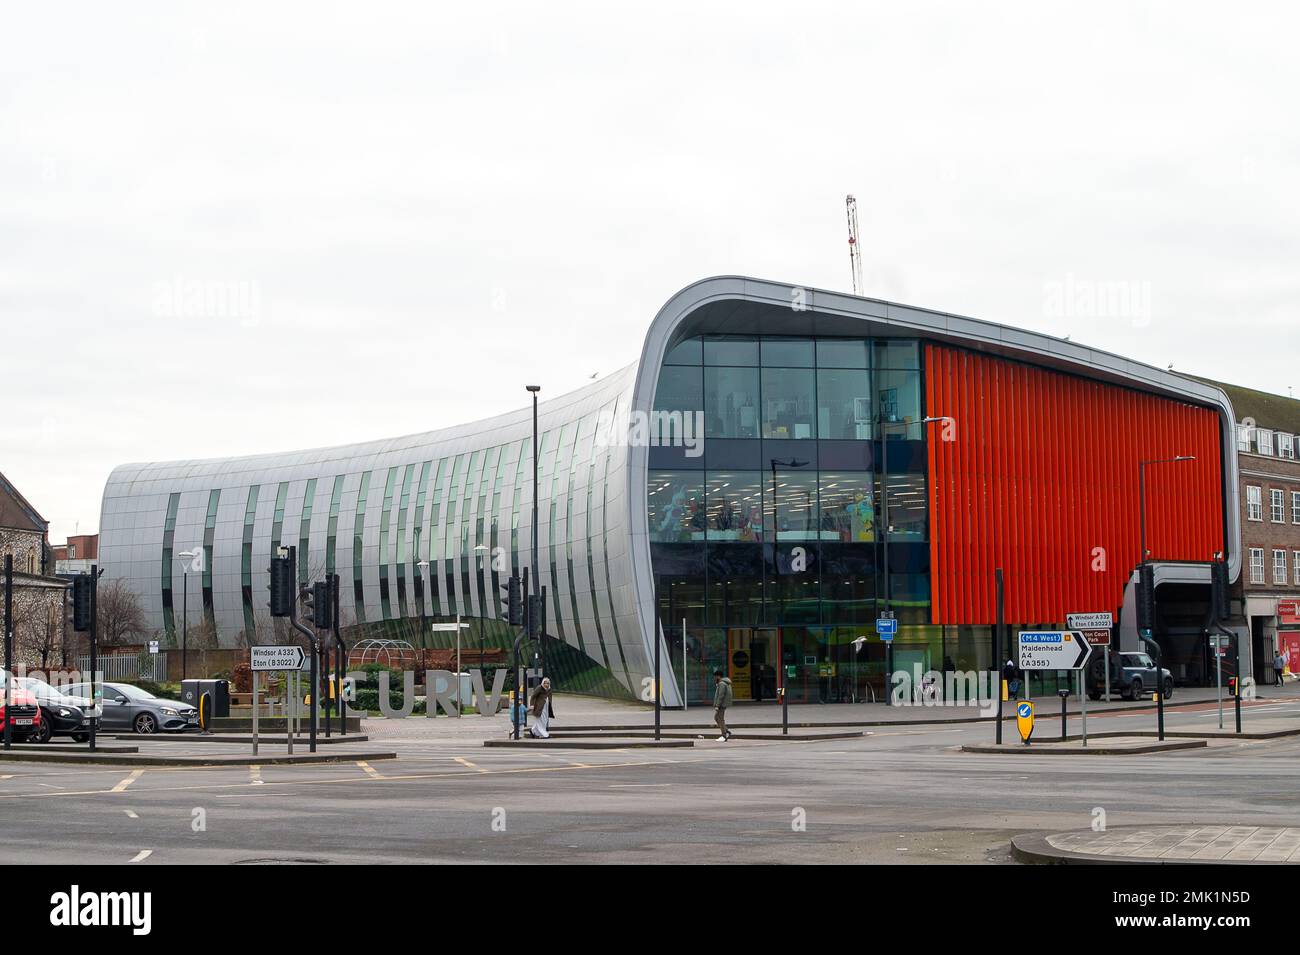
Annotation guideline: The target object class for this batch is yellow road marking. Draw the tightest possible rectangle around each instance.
[111,769,144,793]
[357,760,384,779]
[454,757,487,773]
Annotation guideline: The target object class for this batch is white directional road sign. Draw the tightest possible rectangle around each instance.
[1067,612,1113,631]
[250,645,306,672]
[1018,630,1092,670]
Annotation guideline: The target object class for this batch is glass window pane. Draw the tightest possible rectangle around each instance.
[654,365,702,416]
[882,472,927,540]
[818,473,876,542]
[704,367,760,438]
[664,336,702,365]
[773,470,818,540]
[760,338,814,367]
[816,339,870,368]
[876,369,922,428]
[762,367,816,439]
[875,340,919,369]
[648,472,706,543]
[703,336,759,366]
[705,471,764,542]
[817,369,873,439]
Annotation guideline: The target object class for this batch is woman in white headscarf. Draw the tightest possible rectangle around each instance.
[529,677,553,738]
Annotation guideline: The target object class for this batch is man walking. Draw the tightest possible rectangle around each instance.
[1275,649,1288,686]
[712,667,733,741]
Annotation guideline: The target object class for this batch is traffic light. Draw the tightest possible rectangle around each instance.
[1137,563,1156,632]
[268,556,294,617]
[1212,559,1230,621]
[502,576,523,626]
[527,592,542,635]
[72,574,93,632]
[304,580,332,629]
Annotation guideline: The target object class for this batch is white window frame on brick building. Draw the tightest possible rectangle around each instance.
[1258,429,1274,455]
[1250,547,1265,584]
[1248,485,1263,521]
[1280,433,1296,460]
[1272,488,1286,523]
[1238,423,1254,453]
[1294,551,1300,586]
[1293,490,1300,525]
[1274,549,1288,585]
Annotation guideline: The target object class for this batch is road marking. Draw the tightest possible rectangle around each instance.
[249,765,264,785]
[123,809,139,819]
[357,760,384,779]
[608,783,672,788]
[38,782,65,789]
[128,850,152,863]
[454,757,487,773]
[112,769,144,793]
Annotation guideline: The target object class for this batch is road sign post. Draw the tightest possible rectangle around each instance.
[251,645,307,755]
[1019,630,1092,747]
[1016,700,1035,745]
[877,614,897,705]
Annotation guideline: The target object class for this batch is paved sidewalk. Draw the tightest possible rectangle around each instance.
[1014,825,1300,864]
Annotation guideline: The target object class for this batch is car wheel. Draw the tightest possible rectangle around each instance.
[1129,678,1144,701]
[134,713,158,735]
[33,718,53,744]
[1162,678,1174,700]
[1088,692,1101,701]
[70,733,88,743]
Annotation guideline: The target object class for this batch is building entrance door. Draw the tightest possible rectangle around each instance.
[726,627,779,701]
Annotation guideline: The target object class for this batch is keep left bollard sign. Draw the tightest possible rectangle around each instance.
[1016,701,1035,744]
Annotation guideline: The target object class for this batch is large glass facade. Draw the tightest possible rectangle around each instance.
[652,333,931,704]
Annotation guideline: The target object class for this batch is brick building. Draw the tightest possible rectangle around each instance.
[0,472,70,669]
[1194,379,1300,683]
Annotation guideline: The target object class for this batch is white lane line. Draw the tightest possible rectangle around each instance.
[112,769,144,793]
[249,765,264,785]
[128,850,152,863]
[123,809,139,819]
[607,783,672,788]
[38,783,65,789]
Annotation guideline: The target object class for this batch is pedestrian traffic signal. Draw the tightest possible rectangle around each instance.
[527,592,543,635]
[72,574,93,632]
[305,580,332,629]
[268,556,294,617]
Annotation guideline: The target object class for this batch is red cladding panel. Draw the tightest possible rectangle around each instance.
[925,343,1225,625]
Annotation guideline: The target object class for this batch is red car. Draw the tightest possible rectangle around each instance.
[0,686,43,742]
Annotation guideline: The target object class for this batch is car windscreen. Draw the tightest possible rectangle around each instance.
[116,684,157,701]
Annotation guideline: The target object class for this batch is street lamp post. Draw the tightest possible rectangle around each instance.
[1137,454,1195,742]
[176,548,200,681]
[878,415,950,705]
[526,385,542,680]
[770,456,809,709]
[416,559,430,646]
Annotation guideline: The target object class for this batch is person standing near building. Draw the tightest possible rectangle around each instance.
[712,668,733,741]
[1275,650,1287,686]
[529,677,553,739]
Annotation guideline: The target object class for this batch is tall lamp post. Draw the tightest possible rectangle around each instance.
[416,559,431,645]
[878,415,950,705]
[770,456,809,708]
[526,385,542,679]
[176,548,200,681]
[1137,454,1195,741]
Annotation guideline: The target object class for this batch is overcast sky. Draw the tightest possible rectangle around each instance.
[3,1,1297,542]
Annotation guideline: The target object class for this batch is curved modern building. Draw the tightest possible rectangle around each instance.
[99,276,1243,704]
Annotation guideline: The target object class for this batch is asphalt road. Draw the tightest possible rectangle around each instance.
[3,699,1299,864]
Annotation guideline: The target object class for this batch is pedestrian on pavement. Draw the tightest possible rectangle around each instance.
[1275,650,1287,686]
[712,667,733,741]
[529,677,553,739]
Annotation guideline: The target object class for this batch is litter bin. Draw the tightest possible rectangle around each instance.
[181,679,231,717]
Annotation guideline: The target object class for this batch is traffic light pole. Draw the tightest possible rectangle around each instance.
[89,565,99,752]
[332,574,345,736]
[284,547,319,754]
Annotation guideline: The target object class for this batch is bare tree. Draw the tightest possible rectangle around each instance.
[95,578,149,647]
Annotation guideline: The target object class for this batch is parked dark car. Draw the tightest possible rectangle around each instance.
[63,681,197,734]
[1086,651,1173,701]
[15,677,91,743]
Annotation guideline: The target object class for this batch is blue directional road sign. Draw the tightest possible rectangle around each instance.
[876,617,898,642]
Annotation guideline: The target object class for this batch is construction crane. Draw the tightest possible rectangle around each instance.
[845,194,864,296]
